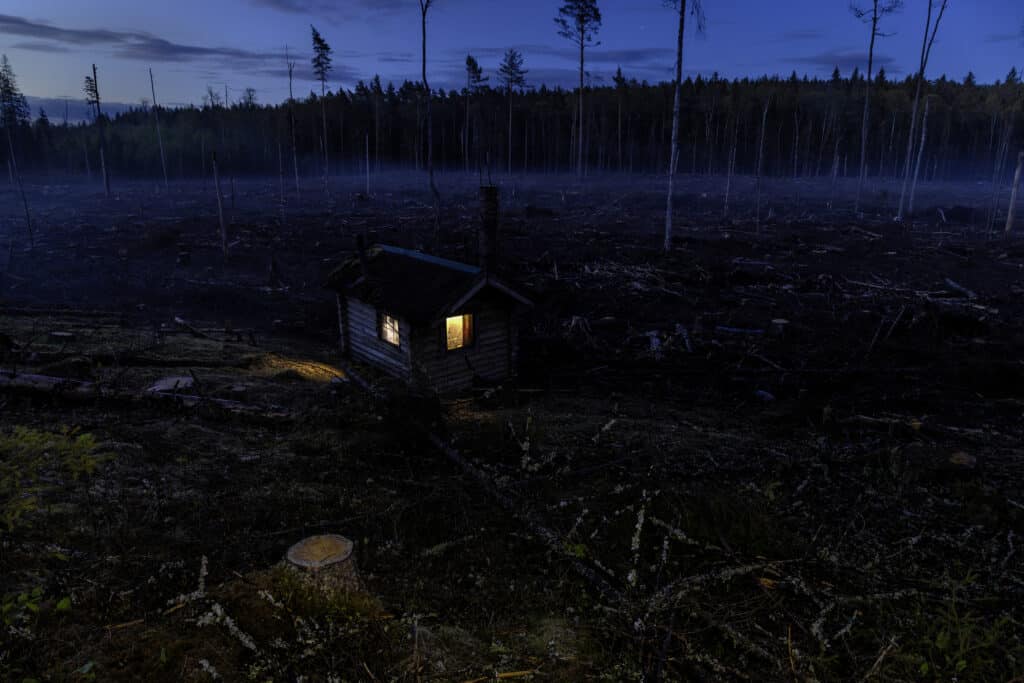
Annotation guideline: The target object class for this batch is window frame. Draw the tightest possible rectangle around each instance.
[444,312,475,352]
[378,311,401,348]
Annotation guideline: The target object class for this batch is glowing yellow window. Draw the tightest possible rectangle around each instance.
[380,313,400,347]
[446,314,474,351]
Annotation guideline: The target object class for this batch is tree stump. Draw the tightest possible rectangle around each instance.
[283,534,360,595]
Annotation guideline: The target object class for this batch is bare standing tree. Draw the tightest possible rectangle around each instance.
[498,49,527,176]
[83,64,110,197]
[556,0,602,178]
[897,0,949,221]
[613,67,627,171]
[663,0,705,252]
[418,0,441,225]
[149,68,168,190]
[464,55,487,172]
[285,45,300,198]
[755,97,771,231]
[311,26,333,193]
[1007,22,1024,233]
[850,0,902,214]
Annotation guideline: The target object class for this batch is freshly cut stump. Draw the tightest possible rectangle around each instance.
[283,534,360,594]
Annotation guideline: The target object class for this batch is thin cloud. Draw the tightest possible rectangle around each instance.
[0,13,277,66]
[250,0,425,20]
[984,32,1020,44]
[10,41,71,53]
[460,45,675,69]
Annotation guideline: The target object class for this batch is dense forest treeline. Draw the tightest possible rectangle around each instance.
[3,62,1024,186]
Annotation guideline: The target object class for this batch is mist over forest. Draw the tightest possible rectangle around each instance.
[3,60,1023,184]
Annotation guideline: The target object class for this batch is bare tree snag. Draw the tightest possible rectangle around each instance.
[150,68,169,191]
[212,153,227,260]
[723,118,737,217]
[897,0,948,221]
[908,95,931,217]
[285,46,300,199]
[84,64,111,197]
[851,0,902,213]
[1007,151,1023,235]
[755,98,771,232]
[6,128,33,248]
[418,0,441,229]
[277,140,285,213]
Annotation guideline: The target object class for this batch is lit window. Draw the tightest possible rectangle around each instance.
[380,313,400,346]
[446,314,474,351]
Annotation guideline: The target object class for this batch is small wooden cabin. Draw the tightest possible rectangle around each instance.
[327,244,531,393]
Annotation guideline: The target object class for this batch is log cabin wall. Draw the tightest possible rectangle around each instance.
[346,297,413,380]
[411,301,516,393]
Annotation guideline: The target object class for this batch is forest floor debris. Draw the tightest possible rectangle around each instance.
[1,174,1023,680]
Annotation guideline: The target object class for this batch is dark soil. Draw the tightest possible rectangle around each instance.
[1,172,1022,681]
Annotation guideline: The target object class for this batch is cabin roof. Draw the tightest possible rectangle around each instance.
[327,244,530,323]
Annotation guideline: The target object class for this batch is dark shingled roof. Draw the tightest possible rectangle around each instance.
[327,245,527,323]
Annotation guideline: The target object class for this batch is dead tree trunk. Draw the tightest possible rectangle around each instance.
[285,47,300,198]
[321,99,330,195]
[1006,151,1023,235]
[277,140,286,226]
[617,93,623,172]
[755,98,770,232]
[420,0,441,227]
[829,134,842,209]
[908,95,931,217]
[898,0,948,221]
[854,1,884,213]
[577,40,585,177]
[278,141,285,205]
[664,0,688,252]
[793,110,801,179]
[150,69,169,191]
[989,119,1014,232]
[6,129,33,249]
[723,118,738,218]
[212,153,227,260]
[508,88,514,176]
[99,148,109,198]
[90,64,111,198]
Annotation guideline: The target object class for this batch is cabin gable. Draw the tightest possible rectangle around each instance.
[411,291,519,393]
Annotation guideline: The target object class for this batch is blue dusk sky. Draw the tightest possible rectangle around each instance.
[0,0,1021,116]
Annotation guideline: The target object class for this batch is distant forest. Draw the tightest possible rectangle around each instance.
[2,58,1023,186]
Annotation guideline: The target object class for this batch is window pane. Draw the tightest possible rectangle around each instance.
[446,316,463,350]
[381,314,400,346]
[446,314,473,350]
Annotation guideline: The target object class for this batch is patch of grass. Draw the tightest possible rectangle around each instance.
[0,426,108,534]
[883,577,1023,681]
